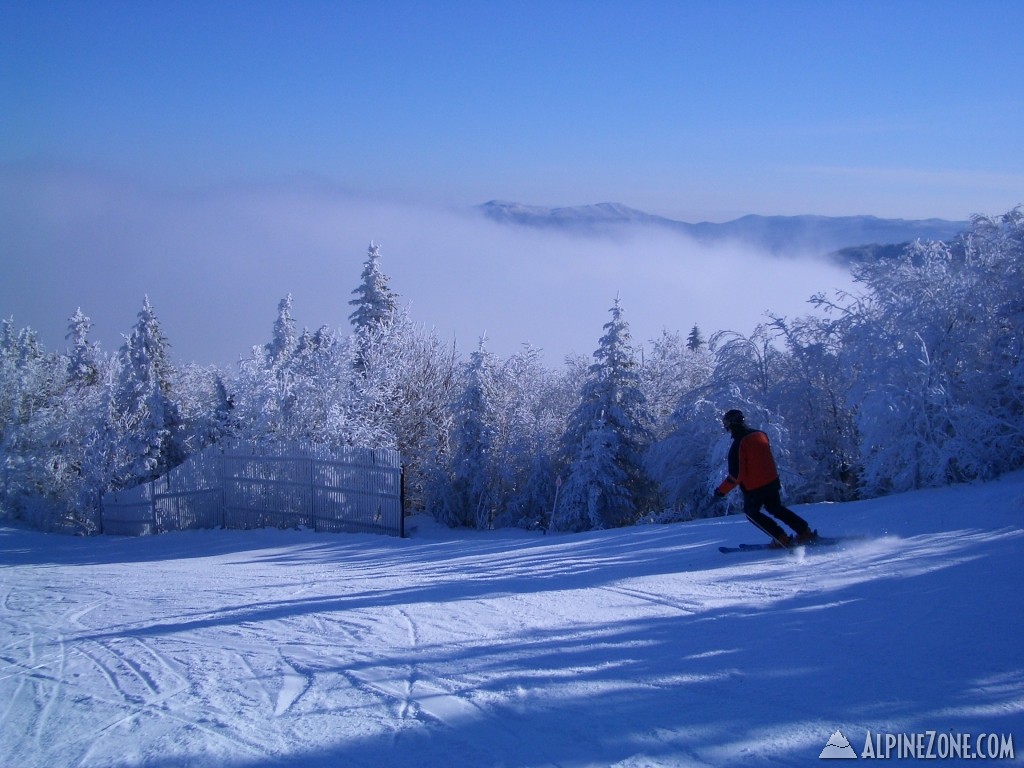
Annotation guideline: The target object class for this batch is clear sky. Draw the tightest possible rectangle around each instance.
[1,0,1022,367]
[4,0,1021,220]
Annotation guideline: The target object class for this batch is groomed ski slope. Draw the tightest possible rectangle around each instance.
[2,472,1023,767]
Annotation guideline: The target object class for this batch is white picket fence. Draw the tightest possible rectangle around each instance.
[101,443,404,537]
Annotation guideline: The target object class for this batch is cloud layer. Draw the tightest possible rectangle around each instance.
[1,167,856,368]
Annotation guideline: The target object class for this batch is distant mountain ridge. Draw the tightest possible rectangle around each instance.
[477,200,968,258]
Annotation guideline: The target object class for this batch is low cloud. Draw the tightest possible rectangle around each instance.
[0,166,856,368]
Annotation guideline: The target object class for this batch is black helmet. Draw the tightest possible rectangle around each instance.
[722,409,745,429]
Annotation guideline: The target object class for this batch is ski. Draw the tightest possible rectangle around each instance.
[718,536,854,554]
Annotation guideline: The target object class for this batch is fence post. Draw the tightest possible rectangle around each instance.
[309,456,317,532]
[219,447,226,529]
[399,464,406,538]
[150,480,158,535]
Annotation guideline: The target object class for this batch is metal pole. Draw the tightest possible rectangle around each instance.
[548,475,562,534]
[399,464,406,538]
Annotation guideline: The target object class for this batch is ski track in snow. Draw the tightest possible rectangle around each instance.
[2,472,1024,767]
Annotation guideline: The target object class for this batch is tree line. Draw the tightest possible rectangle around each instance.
[1,211,1021,534]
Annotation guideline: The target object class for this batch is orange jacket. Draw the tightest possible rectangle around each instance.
[717,429,779,495]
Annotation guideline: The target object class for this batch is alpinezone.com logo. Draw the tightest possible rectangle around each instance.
[821,729,1016,760]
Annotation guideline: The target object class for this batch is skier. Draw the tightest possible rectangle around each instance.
[714,409,818,548]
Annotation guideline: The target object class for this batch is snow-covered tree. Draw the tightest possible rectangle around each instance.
[66,308,100,386]
[812,208,1024,494]
[707,325,784,402]
[646,390,792,520]
[640,328,714,439]
[0,313,115,532]
[686,324,706,352]
[554,298,655,530]
[349,242,399,332]
[1,322,63,519]
[0,319,33,458]
[235,301,383,449]
[555,412,634,531]
[350,308,459,510]
[766,313,859,501]
[101,296,186,490]
[431,337,498,528]
[490,345,568,530]
[285,326,350,444]
[424,341,578,531]
[240,298,295,442]
[174,364,239,450]
[265,294,297,369]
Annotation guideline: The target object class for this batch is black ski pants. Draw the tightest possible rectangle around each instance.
[743,479,811,543]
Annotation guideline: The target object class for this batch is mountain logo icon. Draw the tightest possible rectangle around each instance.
[820,729,858,759]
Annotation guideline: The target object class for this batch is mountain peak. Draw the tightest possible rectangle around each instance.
[476,200,969,256]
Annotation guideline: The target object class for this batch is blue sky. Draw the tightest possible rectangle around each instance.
[5,0,1021,219]
[2,1,1022,366]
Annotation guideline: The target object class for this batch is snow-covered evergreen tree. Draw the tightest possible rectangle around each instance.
[175,365,239,450]
[0,319,28,460]
[555,413,633,531]
[106,296,186,487]
[553,298,655,530]
[284,325,366,447]
[54,312,108,528]
[1,313,113,532]
[425,342,577,530]
[349,242,399,332]
[66,308,100,386]
[235,298,386,450]
[265,294,297,369]
[686,324,705,352]
[237,296,316,447]
[503,436,557,530]
[1,322,60,518]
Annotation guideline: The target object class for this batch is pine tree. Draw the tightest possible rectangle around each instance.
[198,374,237,447]
[1,321,56,516]
[109,296,185,486]
[65,308,100,386]
[554,298,654,530]
[266,294,296,368]
[686,324,705,351]
[349,242,399,332]
[555,412,633,531]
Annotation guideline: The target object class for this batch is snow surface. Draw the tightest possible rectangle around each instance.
[3,473,1023,767]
